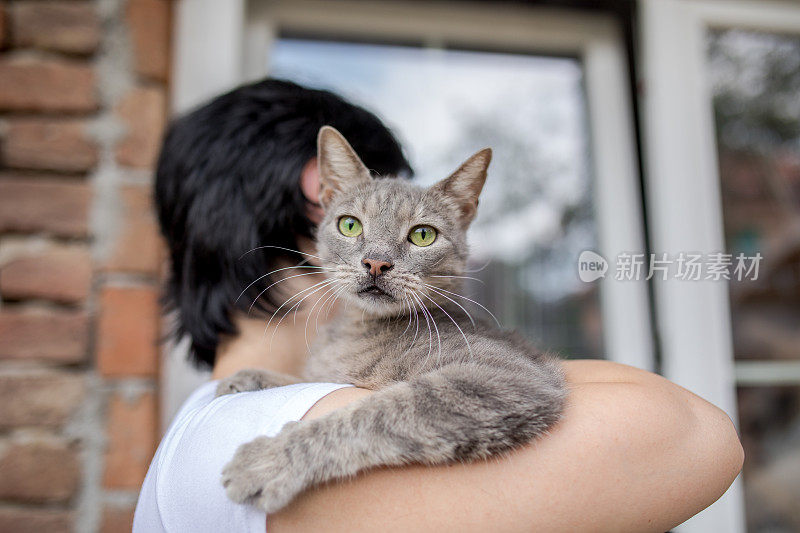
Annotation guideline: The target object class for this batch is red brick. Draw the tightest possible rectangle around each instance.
[0,2,6,49]
[127,0,170,81]
[105,185,162,274]
[0,436,81,502]
[115,86,166,168]
[0,308,88,363]
[2,119,98,172]
[0,507,73,533]
[0,370,85,428]
[97,285,159,376]
[0,57,96,112]
[100,505,135,533]
[104,390,157,489]
[11,1,100,54]
[1,246,92,303]
[0,177,91,237]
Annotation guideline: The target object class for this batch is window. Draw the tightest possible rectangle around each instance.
[270,38,602,357]
[709,28,800,533]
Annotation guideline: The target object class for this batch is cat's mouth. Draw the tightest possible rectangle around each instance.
[357,285,394,299]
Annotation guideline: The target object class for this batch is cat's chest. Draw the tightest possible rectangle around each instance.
[305,317,429,388]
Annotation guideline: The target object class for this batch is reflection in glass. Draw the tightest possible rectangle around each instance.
[269,38,602,357]
[737,386,800,532]
[708,29,800,362]
[708,29,800,533]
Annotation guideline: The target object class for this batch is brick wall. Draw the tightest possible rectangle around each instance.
[0,1,171,531]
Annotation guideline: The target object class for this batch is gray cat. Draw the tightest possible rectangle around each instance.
[217,126,566,513]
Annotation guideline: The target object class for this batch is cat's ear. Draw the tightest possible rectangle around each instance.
[432,148,492,225]
[317,126,371,207]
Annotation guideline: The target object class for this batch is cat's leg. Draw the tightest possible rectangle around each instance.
[221,359,566,513]
[215,369,302,397]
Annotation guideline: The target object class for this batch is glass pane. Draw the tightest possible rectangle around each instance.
[737,385,800,532]
[708,29,800,533]
[269,38,602,358]
[707,29,800,362]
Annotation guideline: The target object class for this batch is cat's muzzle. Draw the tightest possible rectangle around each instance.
[357,282,396,301]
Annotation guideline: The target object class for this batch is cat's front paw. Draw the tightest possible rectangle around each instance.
[215,369,296,397]
[221,433,309,513]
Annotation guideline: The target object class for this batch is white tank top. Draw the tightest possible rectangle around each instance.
[133,381,351,532]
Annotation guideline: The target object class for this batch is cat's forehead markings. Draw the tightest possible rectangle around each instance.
[412,201,429,222]
[396,198,415,221]
[362,190,380,215]
[417,189,444,217]
[352,184,377,214]
[338,180,430,224]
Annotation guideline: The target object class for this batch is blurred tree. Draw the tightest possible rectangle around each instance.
[709,30,800,152]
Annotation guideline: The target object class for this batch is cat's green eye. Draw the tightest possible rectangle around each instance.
[408,225,437,247]
[338,216,363,237]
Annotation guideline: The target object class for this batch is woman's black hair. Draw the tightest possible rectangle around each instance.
[155,78,412,368]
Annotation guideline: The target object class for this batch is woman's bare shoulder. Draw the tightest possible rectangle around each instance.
[271,359,743,532]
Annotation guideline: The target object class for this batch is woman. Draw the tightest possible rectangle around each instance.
[134,79,743,532]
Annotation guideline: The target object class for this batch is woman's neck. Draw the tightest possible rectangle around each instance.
[212,314,314,379]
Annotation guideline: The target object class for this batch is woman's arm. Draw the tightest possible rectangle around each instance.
[270,360,743,532]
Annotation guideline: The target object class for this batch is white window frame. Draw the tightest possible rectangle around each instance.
[640,1,800,531]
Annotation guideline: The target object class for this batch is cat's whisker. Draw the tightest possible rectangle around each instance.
[289,278,340,326]
[328,285,347,319]
[309,281,341,323]
[464,258,492,273]
[423,284,476,329]
[303,282,341,353]
[332,250,351,268]
[262,278,337,338]
[236,265,330,304]
[316,284,344,332]
[429,274,485,285]
[428,255,448,270]
[421,291,473,357]
[399,297,414,338]
[239,244,326,262]
[420,294,442,363]
[405,295,421,353]
[422,284,501,328]
[247,271,329,316]
[411,293,433,360]
[407,295,422,355]
[267,278,335,327]
[411,292,436,368]
[420,299,441,368]
[324,285,347,321]
[268,279,339,349]
[309,282,338,325]
[413,301,421,346]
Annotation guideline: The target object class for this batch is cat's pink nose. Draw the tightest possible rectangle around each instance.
[362,258,393,277]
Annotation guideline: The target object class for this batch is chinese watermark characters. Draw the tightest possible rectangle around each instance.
[578,251,762,282]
